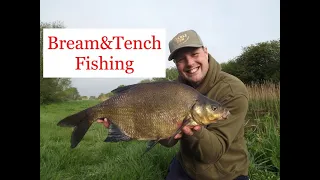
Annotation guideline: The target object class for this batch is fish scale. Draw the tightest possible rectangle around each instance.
[94,85,192,139]
[57,81,230,150]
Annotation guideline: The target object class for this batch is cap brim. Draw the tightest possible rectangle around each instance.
[168,44,203,61]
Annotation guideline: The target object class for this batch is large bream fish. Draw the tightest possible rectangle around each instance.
[57,81,230,153]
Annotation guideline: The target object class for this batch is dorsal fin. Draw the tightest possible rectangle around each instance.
[111,84,139,94]
[111,81,176,95]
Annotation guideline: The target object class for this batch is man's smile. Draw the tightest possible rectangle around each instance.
[185,66,200,74]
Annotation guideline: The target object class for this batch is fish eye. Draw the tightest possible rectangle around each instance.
[211,105,217,111]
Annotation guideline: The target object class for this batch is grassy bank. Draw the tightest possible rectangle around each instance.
[245,82,280,179]
[40,83,280,180]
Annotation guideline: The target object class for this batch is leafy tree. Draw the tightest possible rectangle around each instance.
[222,39,280,84]
[140,79,153,83]
[40,21,81,104]
[62,87,81,100]
[80,96,88,100]
[165,67,179,81]
[139,66,179,83]
[89,96,96,100]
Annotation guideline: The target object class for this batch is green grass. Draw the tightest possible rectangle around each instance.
[40,100,179,180]
[245,82,280,180]
[245,113,280,180]
[41,86,280,180]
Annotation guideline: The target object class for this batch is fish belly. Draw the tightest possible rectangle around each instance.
[105,108,188,140]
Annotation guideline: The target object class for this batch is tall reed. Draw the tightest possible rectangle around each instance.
[245,81,280,179]
[246,81,280,121]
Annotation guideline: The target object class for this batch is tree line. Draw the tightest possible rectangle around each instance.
[220,39,280,84]
[40,21,280,103]
[40,21,81,104]
[135,39,280,85]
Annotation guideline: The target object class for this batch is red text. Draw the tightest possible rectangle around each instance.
[75,55,134,74]
[48,35,161,50]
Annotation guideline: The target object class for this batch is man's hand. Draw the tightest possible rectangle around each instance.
[97,118,110,128]
[174,125,202,139]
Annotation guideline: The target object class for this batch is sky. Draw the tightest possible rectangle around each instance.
[40,0,280,97]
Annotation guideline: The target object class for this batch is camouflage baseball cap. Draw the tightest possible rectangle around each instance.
[168,30,204,61]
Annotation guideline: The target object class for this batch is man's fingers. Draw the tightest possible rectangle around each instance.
[182,126,194,136]
[96,118,110,128]
[174,133,182,139]
[180,125,202,136]
[97,118,107,123]
[193,125,201,131]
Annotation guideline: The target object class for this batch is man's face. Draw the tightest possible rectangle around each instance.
[173,47,209,85]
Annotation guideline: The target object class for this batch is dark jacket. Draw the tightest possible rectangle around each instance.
[161,54,250,180]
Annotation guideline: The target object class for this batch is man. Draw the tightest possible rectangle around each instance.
[98,30,250,180]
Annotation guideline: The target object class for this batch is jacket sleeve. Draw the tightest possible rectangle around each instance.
[187,94,249,164]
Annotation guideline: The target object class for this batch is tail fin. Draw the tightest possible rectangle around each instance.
[57,109,93,148]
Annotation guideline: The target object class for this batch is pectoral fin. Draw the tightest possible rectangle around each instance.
[142,139,161,156]
[104,123,131,142]
[167,117,192,145]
